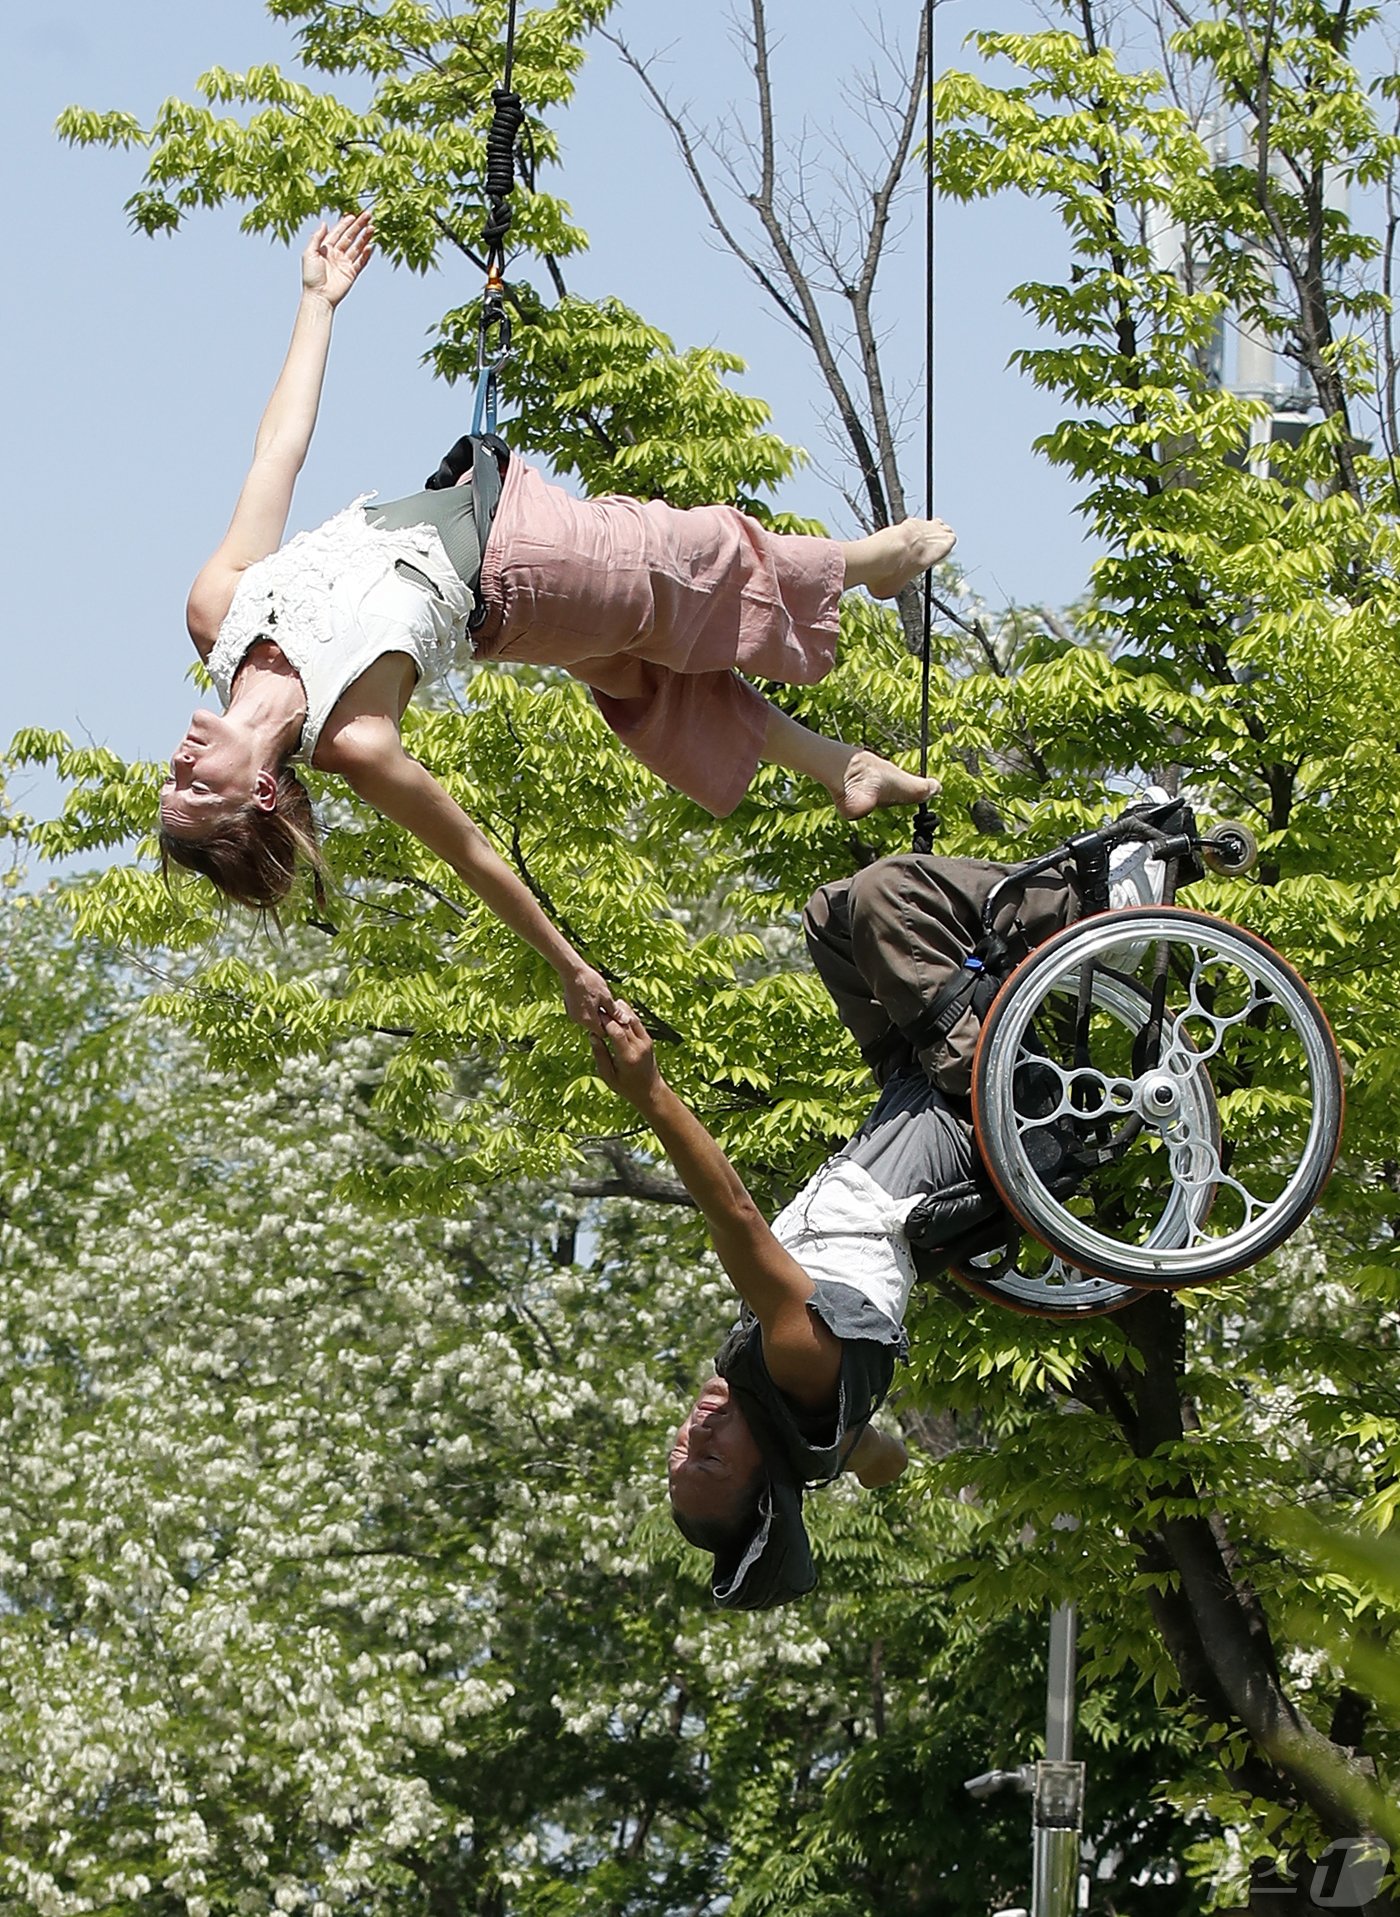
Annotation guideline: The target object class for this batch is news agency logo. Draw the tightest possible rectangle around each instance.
[1309,1842,1392,1910]
[1224,1841,1392,1912]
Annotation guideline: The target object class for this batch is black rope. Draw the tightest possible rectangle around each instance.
[481,88,525,258]
[912,0,939,856]
[500,0,517,93]
[470,0,523,435]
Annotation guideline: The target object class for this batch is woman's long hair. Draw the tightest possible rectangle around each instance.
[159,764,328,915]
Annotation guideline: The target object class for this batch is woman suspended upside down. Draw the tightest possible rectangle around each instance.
[159,213,956,1033]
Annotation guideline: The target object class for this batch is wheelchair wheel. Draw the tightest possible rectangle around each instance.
[948,1232,1147,1321]
[972,907,1343,1288]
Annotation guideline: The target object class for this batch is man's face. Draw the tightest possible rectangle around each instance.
[668,1375,763,1524]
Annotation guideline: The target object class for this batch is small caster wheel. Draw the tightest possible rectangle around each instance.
[1201,820,1258,875]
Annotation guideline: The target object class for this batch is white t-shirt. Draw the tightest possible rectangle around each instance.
[770,1156,924,1338]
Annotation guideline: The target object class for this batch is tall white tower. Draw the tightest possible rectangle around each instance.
[1148,111,1340,469]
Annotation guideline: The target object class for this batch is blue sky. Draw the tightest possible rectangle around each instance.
[3,0,1104,799]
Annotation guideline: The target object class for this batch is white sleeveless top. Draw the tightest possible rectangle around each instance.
[207,498,476,762]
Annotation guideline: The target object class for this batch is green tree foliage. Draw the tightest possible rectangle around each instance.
[54,0,799,513]
[6,0,1399,1907]
[0,896,1200,1916]
[910,0,1400,1897]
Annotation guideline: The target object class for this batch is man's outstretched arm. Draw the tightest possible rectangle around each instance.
[591,1003,840,1410]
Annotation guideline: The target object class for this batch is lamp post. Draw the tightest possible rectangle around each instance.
[965,1602,1086,1917]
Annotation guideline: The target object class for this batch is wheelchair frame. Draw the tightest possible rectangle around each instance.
[937,799,1344,1320]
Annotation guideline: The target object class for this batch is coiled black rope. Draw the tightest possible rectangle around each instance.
[481,87,525,260]
[471,2,523,436]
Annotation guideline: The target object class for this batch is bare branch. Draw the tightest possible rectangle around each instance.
[601,31,812,336]
[607,3,936,544]
[845,1,931,529]
[744,0,897,531]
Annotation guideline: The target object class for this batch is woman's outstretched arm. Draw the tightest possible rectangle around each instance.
[325,715,616,1035]
[186,211,375,656]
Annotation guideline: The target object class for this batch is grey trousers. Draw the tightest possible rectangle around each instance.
[802,854,1081,1097]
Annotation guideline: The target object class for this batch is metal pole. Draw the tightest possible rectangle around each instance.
[1045,1602,1077,1761]
[1032,1604,1084,1917]
[1032,1812,1083,1917]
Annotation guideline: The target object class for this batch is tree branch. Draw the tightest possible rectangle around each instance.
[600,30,812,336]
[569,1136,694,1207]
[1111,1293,1387,1840]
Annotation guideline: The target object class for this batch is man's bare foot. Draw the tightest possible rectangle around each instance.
[841,517,957,599]
[833,748,940,821]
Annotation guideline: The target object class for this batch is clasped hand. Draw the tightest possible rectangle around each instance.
[590,1002,663,1111]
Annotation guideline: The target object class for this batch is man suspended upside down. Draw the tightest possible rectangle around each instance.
[592,836,1169,1609]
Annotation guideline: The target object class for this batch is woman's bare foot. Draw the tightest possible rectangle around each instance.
[841,517,957,599]
[833,748,940,821]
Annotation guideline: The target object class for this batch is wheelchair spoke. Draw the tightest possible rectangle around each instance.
[973,909,1343,1287]
[949,1230,1146,1320]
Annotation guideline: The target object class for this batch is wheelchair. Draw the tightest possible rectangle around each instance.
[928,798,1344,1321]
